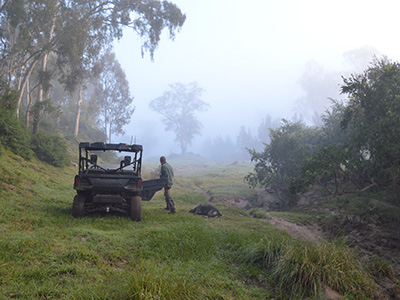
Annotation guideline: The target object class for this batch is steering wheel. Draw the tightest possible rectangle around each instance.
[90,165,104,170]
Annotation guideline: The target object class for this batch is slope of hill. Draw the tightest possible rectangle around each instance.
[0,150,396,299]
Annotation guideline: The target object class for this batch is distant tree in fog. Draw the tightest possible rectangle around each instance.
[202,135,236,162]
[291,112,304,124]
[297,61,341,124]
[236,126,260,159]
[343,46,380,73]
[258,115,280,144]
[149,82,208,154]
[296,46,380,126]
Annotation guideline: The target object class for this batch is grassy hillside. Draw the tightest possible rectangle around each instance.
[0,149,393,299]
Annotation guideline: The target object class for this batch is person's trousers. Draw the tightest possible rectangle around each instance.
[164,185,175,210]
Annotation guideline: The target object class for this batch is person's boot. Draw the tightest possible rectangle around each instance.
[165,199,171,210]
[168,200,176,214]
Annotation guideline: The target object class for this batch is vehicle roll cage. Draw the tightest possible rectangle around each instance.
[78,142,142,175]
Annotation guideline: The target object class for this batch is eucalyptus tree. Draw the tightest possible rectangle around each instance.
[149,82,208,154]
[92,50,134,142]
[0,0,186,134]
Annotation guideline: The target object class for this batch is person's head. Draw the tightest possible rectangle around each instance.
[160,156,166,164]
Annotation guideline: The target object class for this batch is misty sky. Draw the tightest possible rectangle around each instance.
[114,0,400,157]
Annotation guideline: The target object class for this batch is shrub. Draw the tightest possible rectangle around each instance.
[246,120,322,206]
[0,112,33,160]
[0,85,33,160]
[31,133,69,167]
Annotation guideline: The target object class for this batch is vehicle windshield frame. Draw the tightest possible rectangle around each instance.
[78,142,142,175]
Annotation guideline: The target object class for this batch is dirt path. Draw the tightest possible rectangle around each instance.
[265,214,323,242]
[195,185,323,242]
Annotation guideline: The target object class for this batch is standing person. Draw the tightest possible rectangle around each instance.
[160,156,176,214]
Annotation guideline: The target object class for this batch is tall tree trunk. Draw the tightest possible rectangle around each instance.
[16,60,38,118]
[25,79,32,127]
[33,9,57,134]
[38,9,57,102]
[37,52,49,103]
[74,88,82,137]
[33,54,50,134]
[33,113,40,135]
[181,140,187,154]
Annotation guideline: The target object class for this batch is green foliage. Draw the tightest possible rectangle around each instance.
[30,99,61,121]
[1,0,186,140]
[301,58,400,197]
[0,86,33,159]
[0,112,34,160]
[250,58,400,200]
[300,101,356,194]
[0,84,18,111]
[341,58,400,188]
[246,120,321,205]
[31,133,69,166]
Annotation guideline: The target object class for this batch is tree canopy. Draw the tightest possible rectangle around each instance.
[247,58,400,205]
[0,0,185,138]
[92,50,134,142]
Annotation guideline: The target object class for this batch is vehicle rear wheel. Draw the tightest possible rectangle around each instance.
[72,195,86,218]
[129,196,142,221]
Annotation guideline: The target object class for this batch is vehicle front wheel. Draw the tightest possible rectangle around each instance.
[72,195,86,218]
[129,196,142,221]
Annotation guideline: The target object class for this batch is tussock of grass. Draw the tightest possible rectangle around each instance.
[367,256,396,279]
[127,260,203,300]
[270,211,313,224]
[239,235,377,299]
[249,208,267,219]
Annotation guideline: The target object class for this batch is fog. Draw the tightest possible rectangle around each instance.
[114,0,400,160]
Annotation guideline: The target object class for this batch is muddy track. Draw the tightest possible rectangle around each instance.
[266,214,323,242]
[193,184,323,242]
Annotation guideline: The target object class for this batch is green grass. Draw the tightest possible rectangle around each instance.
[249,208,267,219]
[269,211,315,225]
[239,236,377,299]
[0,149,382,299]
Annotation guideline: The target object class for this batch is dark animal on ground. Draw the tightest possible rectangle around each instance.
[189,204,222,218]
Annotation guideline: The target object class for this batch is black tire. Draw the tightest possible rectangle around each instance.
[72,194,86,218]
[129,196,142,221]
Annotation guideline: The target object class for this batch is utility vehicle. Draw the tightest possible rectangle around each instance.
[73,142,165,221]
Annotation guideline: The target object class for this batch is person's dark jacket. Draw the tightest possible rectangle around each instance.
[161,162,174,185]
